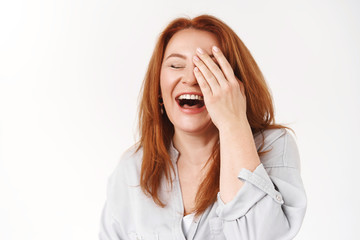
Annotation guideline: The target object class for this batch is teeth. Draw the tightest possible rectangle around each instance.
[178,94,203,100]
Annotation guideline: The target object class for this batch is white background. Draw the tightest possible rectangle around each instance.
[1,0,359,239]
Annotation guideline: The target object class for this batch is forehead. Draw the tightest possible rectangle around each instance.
[164,29,219,55]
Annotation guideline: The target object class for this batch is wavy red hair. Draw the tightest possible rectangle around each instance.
[137,14,286,215]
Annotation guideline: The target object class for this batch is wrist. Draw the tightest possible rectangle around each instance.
[218,117,251,136]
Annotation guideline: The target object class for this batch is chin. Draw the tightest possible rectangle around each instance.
[174,120,217,135]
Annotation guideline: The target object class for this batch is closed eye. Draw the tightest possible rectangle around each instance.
[171,65,184,69]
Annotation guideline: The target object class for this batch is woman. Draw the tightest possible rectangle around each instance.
[100,14,307,240]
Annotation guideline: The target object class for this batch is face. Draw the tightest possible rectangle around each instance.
[160,28,220,135]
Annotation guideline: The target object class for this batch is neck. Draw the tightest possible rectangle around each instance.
[173,126,218,166]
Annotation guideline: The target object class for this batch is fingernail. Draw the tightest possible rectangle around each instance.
[194,67,199,72]
[193,56,199,61]
[196,48,203,54]
[212,46,219,52]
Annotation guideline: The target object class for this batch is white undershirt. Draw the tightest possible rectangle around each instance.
[182,213,195,235]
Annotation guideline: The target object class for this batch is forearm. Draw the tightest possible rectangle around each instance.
[218,119,261,203]
[216,128,307,239]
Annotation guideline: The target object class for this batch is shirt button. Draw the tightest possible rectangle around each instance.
[276,194,282,202]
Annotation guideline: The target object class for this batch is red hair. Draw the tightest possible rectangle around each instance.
[137,14,286,214]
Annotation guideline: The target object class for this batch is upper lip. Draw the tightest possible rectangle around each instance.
[175,92,203,99]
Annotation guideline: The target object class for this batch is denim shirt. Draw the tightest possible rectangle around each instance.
[99,128,307,240]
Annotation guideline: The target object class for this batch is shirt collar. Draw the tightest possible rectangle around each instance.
[169,141,180,163]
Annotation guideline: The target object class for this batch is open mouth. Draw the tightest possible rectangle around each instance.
[176,94,204,109]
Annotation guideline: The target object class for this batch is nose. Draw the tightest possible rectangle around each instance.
[181,65,198,86]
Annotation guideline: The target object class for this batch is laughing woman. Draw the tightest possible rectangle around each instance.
[100,15,307,240]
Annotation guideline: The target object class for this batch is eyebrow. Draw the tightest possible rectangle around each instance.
[165,53,186,60]
[165,53,216,60]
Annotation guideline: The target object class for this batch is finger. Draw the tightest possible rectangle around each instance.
[193,55,220,93]
[195,47,227,87]
[212,46,237,84]
[193,66,213,97]
[238,77,246,96]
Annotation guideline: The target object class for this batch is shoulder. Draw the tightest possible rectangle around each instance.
[104,144,145,225]
[254,128,300,169]
[108,143,143,187]
[119,144,143,167]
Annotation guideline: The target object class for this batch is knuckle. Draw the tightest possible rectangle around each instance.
[225,65,234,74]
[230,79,239,88]
[229,68,235,75]
[215,68,223,76]
[210,75,217,83]
[223,84,231,93]
[200,81,208,89]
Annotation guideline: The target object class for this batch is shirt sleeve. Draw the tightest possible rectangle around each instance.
[99,149,135,240]
[215,129,307,240]
[99,202,123,240]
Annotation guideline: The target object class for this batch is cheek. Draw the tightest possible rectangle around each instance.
[160,69,177,98]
